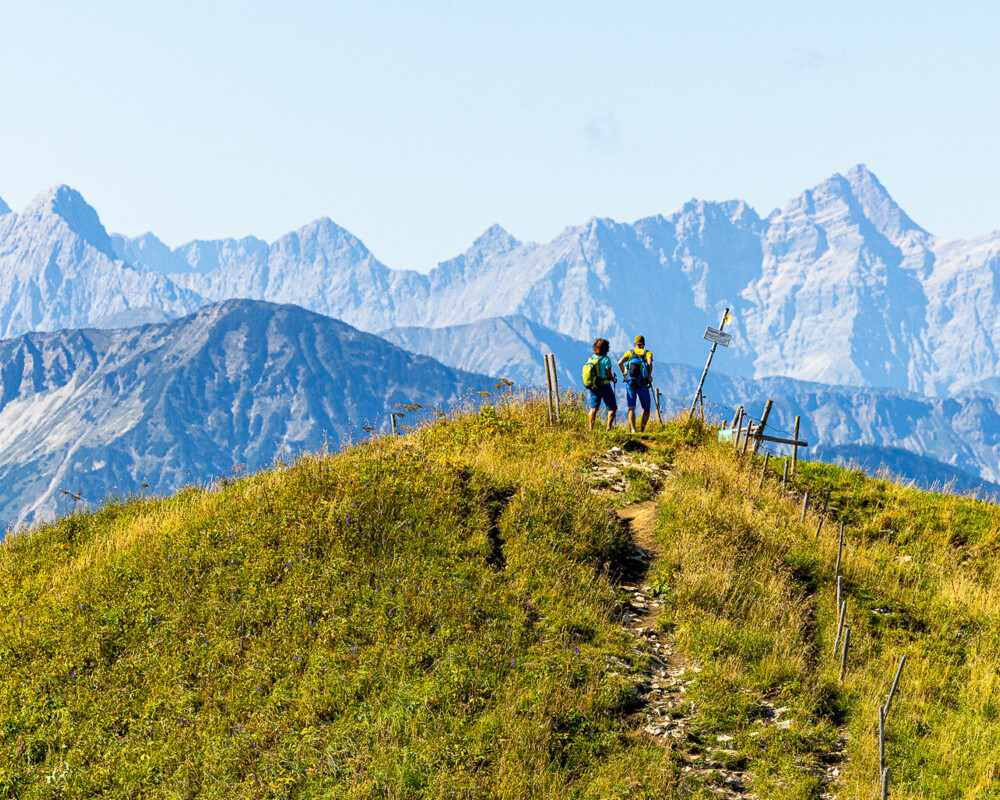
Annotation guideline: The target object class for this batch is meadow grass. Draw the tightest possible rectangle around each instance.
[3,397,999,798]
[0,399,687,799]
[651,438,1000,799]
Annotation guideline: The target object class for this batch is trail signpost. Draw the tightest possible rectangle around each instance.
[703,327,732,347]
[689,307,732,418]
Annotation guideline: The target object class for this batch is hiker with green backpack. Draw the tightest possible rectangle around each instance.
[618,335,654,433]
[582,338,618,430]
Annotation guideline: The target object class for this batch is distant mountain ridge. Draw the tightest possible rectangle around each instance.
[1,167,999,395]
[378,315,591,388]
[104,165,1000,396]
[0,300,492,526]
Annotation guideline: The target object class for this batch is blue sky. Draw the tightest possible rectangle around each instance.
[1,1,997,270]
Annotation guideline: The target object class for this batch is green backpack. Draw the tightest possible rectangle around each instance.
[582,355,603,390]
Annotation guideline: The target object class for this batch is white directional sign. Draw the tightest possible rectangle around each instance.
[703,326,732,347]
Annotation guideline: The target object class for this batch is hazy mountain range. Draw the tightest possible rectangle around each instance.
[3,165,1000,518]
[2,165,999,396]
[104,164,1000,396]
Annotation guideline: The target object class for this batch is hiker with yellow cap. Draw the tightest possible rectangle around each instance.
[617,335,653,433]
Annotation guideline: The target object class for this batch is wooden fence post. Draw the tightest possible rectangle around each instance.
[800,489,810,521]
[733,407,744,453]
[544,355,555,423]
[752,399,773,455]
[881,767,890,799]
[781,459,789,495]
[548,354,562,423]
[791,415,801,479]
[833,600,846,656]
[835,523,844,578]
[839,628,851,683]
[815,489,831,539]
[391,413,398,438]
[758,451,770,491]
[879,705,885,774]
[885,655,907,720]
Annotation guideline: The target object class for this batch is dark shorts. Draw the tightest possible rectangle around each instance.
[589,384,618,411]
[626,383,651,410]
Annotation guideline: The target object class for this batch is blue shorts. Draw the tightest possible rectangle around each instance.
[589,384,618,411]
[626,383,651,410]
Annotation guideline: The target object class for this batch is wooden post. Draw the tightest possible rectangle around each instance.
[752,399,773,455]
[732,407,744,453]
[544,354,555,423]
[881,767,890,800]
[791,415,801,479]
[815,489,831,538]
[835,523,844,578]
[548,354,562,423]
[835,575,842,611]
[800,489,810,521]
[781,459,789,495]
[654,388,663,425]
[833,600,846,656]
[741,424,752,456]
[885,655,907,719]
[758,452,770,491]
[688,307,730,418]
[730,404,743,429]
[879,705,885,774]
[839,627,850,683]
[391,413,398,438]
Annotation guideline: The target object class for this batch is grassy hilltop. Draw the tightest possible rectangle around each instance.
[0,397,998,798]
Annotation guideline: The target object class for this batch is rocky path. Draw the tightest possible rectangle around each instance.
[590,445,844,799]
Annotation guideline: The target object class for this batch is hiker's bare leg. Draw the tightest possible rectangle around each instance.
[588,408,598,430]
[640,409,650,432]
[607,410,616,430]
[628,408,637,433]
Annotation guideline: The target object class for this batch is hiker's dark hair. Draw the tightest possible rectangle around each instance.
[593,338,610,356]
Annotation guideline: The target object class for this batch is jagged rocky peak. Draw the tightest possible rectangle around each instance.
[776,165,925,242]
[432,224,523,282]
[282,216,380,263]
[844,163,927,239]
[469,223,522,256]
[22,185,116,257]
[672,198,764,234]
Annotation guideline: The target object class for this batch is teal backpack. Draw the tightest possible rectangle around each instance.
[625,349,649,386]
